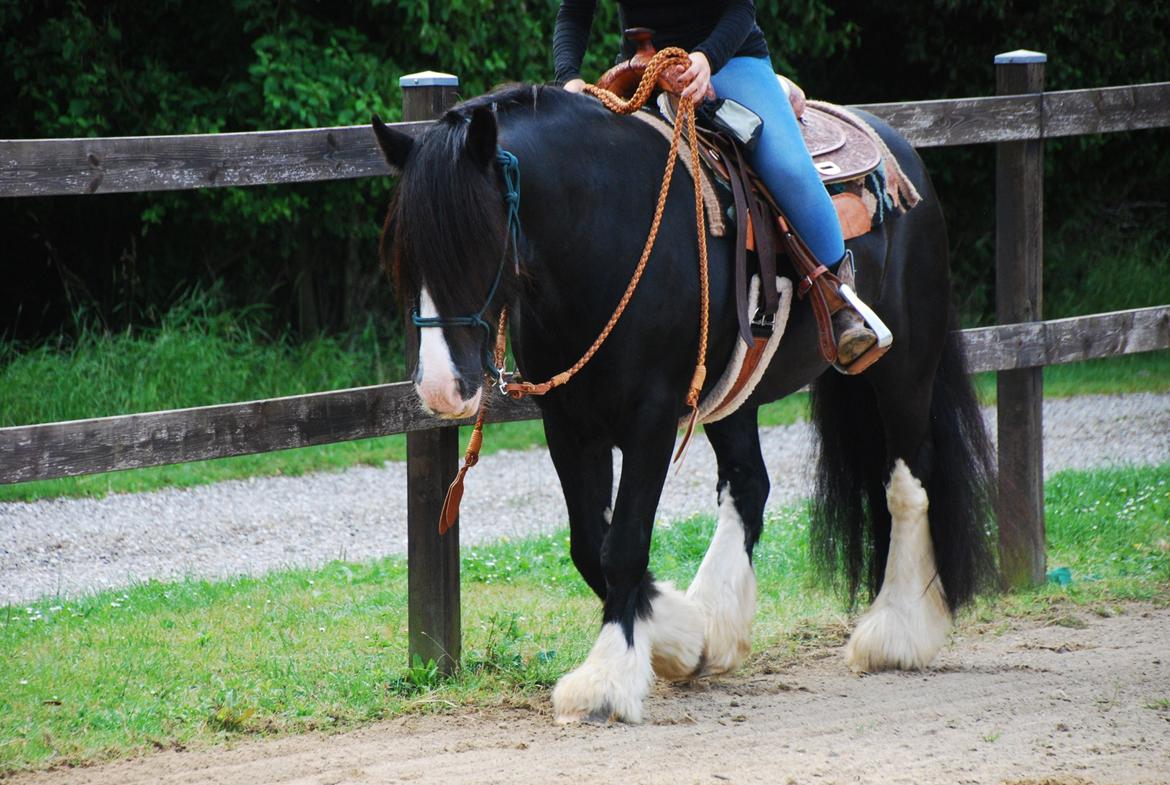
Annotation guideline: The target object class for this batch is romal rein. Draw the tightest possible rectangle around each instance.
[422,48,712,535]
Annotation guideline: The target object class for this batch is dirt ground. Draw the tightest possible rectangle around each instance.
[13,604,1170,785]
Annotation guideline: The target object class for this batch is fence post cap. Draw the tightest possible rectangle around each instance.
[994,50,1047,65]
[399,71,459,88]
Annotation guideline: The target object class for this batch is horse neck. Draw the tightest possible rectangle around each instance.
[503,111,669,330]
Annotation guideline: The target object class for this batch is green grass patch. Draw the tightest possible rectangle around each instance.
[970,351,1170,404]
[0,293,403,427]
[3,464,1167,773]
[1045,225,1170,323]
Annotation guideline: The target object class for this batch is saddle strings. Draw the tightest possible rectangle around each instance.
[438,48,712,534]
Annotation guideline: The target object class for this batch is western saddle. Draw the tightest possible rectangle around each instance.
[596,29,894,375]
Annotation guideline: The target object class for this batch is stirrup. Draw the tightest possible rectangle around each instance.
[832,284,892,374]
[830,251,892,374]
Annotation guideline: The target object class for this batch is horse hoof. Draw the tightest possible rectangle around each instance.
[844,602,949,673]
[553,705,612,725]
[551,622,651,724]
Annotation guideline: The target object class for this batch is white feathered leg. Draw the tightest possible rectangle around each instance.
[552,621,653,723]
[845,459,952,673]
[686,489,758,675]
[645,581,705,680]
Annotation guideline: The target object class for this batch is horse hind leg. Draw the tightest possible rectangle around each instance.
[819,333,994,673]
[683,406,767,676]
[644,578,705,681]
[844,458,950,672]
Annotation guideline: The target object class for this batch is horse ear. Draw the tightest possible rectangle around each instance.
[465,106,498,169]
[371,114,413,172]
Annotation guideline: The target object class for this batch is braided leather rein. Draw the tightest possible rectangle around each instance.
[435,48,713,534]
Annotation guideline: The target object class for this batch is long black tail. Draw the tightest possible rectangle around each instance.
[809,324,997,612]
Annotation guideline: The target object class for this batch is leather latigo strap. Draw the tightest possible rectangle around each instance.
[734,142,780,323]
[723,140,754,344]
[778,216,845,364]
[709,134,786,347]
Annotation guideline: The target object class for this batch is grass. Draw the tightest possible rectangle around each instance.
[971,351,1170,403]
[2,463,1168,774]
[1044,223,1170,324]
[0,292,403,426]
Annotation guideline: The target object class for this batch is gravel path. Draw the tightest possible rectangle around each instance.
[2,393,1167,605]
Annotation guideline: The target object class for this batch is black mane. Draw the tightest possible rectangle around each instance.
[385,83,573,315]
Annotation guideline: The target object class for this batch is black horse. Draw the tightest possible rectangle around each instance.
[372,84,995,723]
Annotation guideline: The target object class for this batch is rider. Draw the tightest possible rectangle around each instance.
[553,0,878,366]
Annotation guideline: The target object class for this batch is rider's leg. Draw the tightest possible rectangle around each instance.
[710,56,877,365]
[710,56,844,267]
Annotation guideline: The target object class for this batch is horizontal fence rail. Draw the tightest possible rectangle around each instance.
[858,80,1170,147]
[2,82,1168,198]
[3,305,1167,485]
[0,121,428,197]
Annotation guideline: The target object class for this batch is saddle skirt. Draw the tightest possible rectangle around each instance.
[646,89,921,242]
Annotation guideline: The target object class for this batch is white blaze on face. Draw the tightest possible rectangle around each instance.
[415,287,481,419]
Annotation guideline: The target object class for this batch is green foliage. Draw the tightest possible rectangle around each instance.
[388,655,443,695]
[0,0,855,341]
[0,287,400,426]
[1,0,1167,340]
[811,1,1170,322]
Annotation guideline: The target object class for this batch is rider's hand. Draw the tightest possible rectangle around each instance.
[680,52,712,103]
[563,78,587,94]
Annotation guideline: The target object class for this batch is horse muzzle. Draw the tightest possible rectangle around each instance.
[415,377,482,420]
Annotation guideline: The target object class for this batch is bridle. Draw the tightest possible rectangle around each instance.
[409,147,521,392]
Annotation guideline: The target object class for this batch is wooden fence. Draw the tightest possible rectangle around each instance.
[2,53,1169,673]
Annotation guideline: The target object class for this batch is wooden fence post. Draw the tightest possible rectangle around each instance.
[995,50,1048,589]
[400,70,462,673]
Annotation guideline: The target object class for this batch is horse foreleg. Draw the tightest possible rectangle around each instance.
[544,412,615,600]
[685,406,767,676]
[844,458,951,672]
[551,414,688,723]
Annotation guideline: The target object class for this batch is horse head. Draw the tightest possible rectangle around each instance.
[373,105,516,419]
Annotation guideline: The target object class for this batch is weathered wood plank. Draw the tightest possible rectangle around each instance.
[859,94,1042,148]
[0,121,430,198]
[400,75,463,675]
[994,53,1048,591]
[1,307,1166,486]
[0,382,539,485]
[1044,81,1170,138]
[407,423,461,673]
[960,305,1170,372]
[4,83,1168,198]
[858,81,1170,147]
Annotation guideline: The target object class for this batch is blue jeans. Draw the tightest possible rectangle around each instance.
[710,56,845,267]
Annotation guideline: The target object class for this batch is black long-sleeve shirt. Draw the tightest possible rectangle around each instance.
[553,0,770,84]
